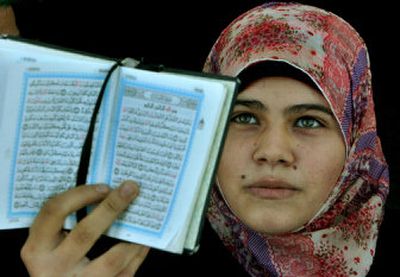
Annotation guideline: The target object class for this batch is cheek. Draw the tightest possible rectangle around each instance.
[218,143,242,178]
[301,144,345,193]
[217,133,250,183]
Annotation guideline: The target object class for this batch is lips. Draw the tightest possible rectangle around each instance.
[245,178,299,199]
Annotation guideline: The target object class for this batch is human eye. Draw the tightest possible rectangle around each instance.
[295,116,324,128]
[231,112,258,125]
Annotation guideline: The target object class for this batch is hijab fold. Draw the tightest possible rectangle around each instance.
[204,3,389,276]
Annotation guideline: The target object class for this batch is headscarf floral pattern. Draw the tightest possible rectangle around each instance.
[204,2,389,276]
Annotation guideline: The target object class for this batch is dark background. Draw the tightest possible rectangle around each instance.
[3,0,398,275]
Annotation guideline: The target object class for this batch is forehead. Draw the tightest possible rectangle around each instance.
[238,76,329,106]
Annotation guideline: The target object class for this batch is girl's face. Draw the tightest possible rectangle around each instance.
[217,76,345,235]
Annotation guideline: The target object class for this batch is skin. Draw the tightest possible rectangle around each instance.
[21,76,345,275]
[0,5,19,35]
[21,181,149,277]
[217,76,346,235]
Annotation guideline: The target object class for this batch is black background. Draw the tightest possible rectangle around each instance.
[3,0,398,275]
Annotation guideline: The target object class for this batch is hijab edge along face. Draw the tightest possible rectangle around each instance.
[219,56,349,227]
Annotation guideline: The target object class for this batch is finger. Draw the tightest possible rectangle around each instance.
[57,180,139,264]
[117,246,150,277]
[82,243,148,277]
[26,184,110,252]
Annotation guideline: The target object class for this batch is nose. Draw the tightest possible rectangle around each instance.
[252,126,295,167]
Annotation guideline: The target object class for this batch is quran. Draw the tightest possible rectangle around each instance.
[0,36,238,254]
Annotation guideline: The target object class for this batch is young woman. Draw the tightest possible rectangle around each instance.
[20,2,389,276]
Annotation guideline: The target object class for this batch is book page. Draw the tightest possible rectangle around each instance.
[111,86,200,230]
[0,61,115,229]
[0,38,115,141]
[89,67,228,253]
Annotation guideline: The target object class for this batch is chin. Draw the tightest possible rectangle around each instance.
[242,213,305,236]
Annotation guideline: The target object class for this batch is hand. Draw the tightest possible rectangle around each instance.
[21,180,150,277]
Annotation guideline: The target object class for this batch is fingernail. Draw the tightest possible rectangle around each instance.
[95,184,110,193]
[120,181,138,198]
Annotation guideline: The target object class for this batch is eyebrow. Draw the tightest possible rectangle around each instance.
[235,99,267,111]
[235,99,334,117]
[285,104,334,117]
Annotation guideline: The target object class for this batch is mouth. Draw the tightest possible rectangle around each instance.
[245,178,300,200]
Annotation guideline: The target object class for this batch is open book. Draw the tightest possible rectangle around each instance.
[0,36,238,254]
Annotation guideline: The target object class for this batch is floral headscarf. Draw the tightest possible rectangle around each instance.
[204,2,389,276]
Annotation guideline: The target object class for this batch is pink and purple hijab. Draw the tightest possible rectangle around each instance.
[204,2,389,276]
